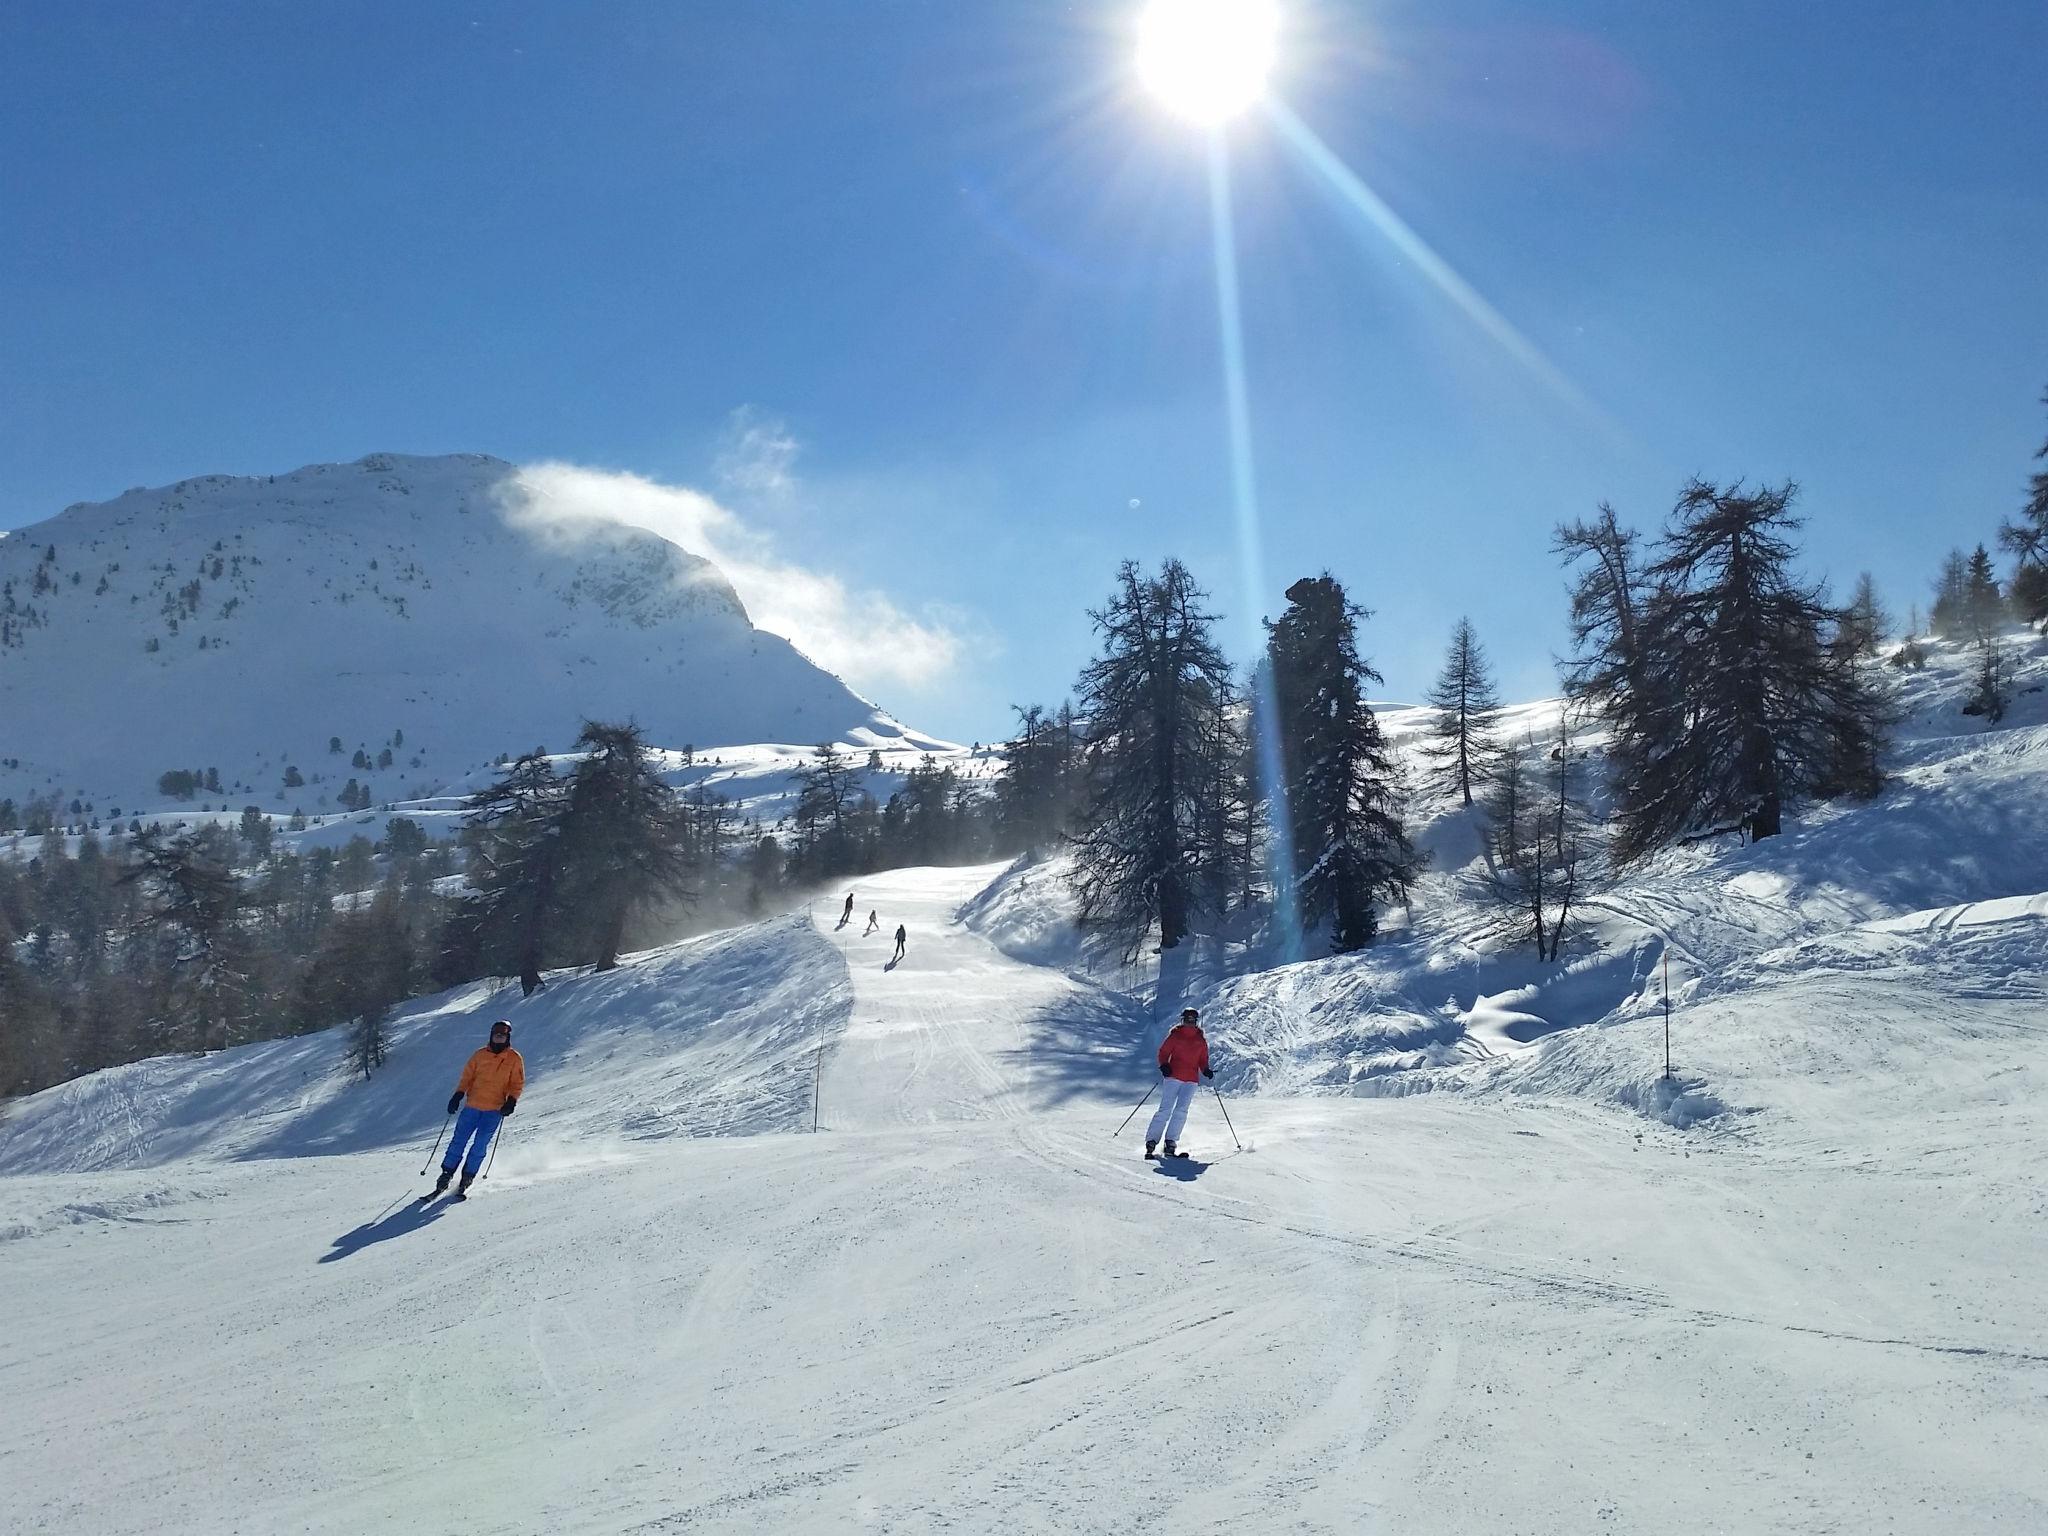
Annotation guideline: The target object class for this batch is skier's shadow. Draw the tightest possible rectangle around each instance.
[320,1197,450,1263]
[883,956,901,972]
[1151,1157,1211,1183]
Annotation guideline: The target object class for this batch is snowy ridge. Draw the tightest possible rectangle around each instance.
[0,453,951,818]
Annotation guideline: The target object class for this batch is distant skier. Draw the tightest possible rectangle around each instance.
[892,924,907,962]
[863,910,880,936]
[432,1019,525,1200]
[841,892,855,926]
[519,962,547,999]
[1145,1008,1213,1160]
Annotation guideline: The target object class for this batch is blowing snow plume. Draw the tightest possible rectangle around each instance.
[506,461,961,693]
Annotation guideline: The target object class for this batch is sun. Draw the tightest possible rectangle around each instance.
[1135,0,1280,126]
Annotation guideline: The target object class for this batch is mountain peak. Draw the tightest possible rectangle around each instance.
[1,454,928,814]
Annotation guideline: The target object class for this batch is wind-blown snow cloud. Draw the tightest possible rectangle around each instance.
[713,406,801,501]
[505,459,962,692]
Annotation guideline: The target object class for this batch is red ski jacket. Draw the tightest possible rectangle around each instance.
[1158,1023,1210,1083]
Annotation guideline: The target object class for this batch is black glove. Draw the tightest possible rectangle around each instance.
[1160,1064,1172,1077]
[499,1097,516,1118]
[1202,1067,1214,1080]
[446,1091,463,1115]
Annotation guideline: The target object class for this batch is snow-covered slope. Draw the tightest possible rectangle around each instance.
[0,454,949,817]
[966,629,2048,1123]
[4,859,2047,1533]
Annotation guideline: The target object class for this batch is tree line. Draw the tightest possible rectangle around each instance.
[997,422,2048,964]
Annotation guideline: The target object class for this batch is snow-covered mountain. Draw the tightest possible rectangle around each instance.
[0,453,948,817]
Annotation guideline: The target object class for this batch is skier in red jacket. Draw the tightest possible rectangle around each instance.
[1146,1007,1213,1159]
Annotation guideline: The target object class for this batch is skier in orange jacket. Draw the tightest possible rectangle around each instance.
[434,1019,525,1199]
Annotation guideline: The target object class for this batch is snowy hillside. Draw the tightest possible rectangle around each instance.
[4,634,2047,1532]
[0,453,951,818]
[967,629,2048,1121]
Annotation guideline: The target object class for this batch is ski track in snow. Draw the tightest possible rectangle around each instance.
[5,856,2048,1532]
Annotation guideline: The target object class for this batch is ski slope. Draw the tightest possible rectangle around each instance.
[5,862,2048,1532]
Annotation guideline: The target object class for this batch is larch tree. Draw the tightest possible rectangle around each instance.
[1422,616,1504,806]
[1068,559,1240,958]
[1608,480,1888,861]
[560,720,696,971]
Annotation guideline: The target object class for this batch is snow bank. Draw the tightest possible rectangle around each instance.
[0,912,852,1175]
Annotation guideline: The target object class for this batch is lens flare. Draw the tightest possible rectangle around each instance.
[1136,0,1279,125]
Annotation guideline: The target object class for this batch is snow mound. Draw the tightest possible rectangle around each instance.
[0,911,851,1176]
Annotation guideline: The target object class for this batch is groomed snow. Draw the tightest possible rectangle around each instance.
[5,847,2048,1531]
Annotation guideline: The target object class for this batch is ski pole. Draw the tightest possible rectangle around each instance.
[1210,1082,1242,1151]
[418,1109,454,1176]
[1113,1081,1158,1138]
[482,1116,507,1180]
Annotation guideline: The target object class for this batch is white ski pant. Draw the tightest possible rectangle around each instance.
[1147,1077,1199,1144]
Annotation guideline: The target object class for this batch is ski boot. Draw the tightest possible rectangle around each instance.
[1144,1140,1159,1160]
[1162,1139,1185,1160]
[433,1167,454,1195]
[453,1172,476,1202]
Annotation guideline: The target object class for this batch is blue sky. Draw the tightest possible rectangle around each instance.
[3,1,2044,743]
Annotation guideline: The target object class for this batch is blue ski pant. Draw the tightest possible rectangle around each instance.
[443,1105,501,1176]
[1147,1078,1199,1144]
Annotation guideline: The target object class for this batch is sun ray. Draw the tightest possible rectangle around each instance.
[1207,130,1303,961]
[1265,97,1614,430]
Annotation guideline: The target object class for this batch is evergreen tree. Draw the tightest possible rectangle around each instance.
[440,753,569,989]
[2001,384,2048,623]
[1930,548,1971,637]
[1964,634,2016,724]
[1262,575,1417,951]
[993,703,1082,855]
[1554,504,1647,708]
[1963,544,2004,638]
[1843,573,1890,657]
[1422,616,1504,806]
[120,827,256,1053]
[1598,480,1887,862]
[791,743,861,876]
[559,720,696,971]
[1068,559,1239,957]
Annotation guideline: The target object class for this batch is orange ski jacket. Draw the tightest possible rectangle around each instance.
[456,1046,525,1111]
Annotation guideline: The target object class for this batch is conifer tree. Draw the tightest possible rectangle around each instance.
[1963,544,2004,638]
[1605,480,1887,861]
[559,721,696,971]
[441,752,569,988]
[1930,548,1971,637]
[1481,713,1597,960]
[1422,617,1504,806]
[1843,573,1890,657]
[121,826,256,1053]
[1262,576,1416,950]
[1068,559,1239,957]
[2001,385,2048,623]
